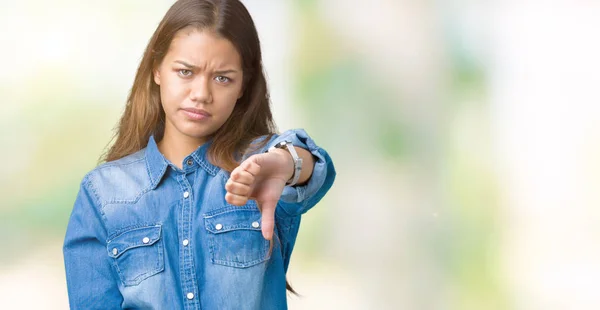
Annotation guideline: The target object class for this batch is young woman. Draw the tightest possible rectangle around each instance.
[62,0,336,309]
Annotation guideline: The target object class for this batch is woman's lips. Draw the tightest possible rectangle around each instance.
[181,108,211,120]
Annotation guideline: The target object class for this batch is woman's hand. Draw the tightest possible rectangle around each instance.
[225,149,294,240]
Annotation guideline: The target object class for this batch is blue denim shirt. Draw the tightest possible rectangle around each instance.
[63,129,336,310]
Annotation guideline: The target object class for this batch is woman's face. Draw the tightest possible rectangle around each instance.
[154,28,244,145]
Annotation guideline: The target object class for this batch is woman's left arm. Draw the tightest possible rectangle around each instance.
[269,129,336,211]
[225,129,336,239]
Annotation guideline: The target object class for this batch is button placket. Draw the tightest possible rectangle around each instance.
[177,174,199,309]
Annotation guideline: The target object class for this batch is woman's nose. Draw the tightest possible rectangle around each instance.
[190,76,212,103]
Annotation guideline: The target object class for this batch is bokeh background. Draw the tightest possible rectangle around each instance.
[1,0,600,309]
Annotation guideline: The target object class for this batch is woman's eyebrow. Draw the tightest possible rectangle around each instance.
[174,60,239,75]
[214,69,238,75]
[174,60,196,69]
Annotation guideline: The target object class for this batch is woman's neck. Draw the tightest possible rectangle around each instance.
[157,131,207,169]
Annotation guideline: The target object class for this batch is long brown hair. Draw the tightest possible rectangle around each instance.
[102,0,276,171]
[102,0,297,294]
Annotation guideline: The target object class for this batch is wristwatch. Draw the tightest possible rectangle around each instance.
[268,140,303,186]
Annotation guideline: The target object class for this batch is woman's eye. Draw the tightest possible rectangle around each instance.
[215,76,230,83]
[178,69,192,77]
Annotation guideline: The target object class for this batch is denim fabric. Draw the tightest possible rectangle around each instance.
[63,129,336,310]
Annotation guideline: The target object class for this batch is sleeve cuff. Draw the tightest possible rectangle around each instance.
[268,129,336,216]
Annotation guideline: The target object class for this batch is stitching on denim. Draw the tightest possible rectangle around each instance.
[109,239,160,258]
[145,153,156,186]
[98,156,145,170]
[102,185,152,206]
[84,173,113,229]
[176,173,201,295]
[203,204,258,218]
[206,225,261,234]
[147,155,169,190]
[107,223,162,241]
[198,158,218,176]
[83,173,102,208]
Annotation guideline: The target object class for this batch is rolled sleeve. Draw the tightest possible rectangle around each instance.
[255,129,336,216]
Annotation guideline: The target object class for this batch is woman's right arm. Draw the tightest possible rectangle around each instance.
[63,175,123,309]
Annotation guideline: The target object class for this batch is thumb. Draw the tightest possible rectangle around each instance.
[258,200,276,240]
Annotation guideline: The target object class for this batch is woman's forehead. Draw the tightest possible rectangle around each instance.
[166,29,242,68]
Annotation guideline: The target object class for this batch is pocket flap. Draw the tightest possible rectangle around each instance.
[204,207,263,234]
[107,225,162,258]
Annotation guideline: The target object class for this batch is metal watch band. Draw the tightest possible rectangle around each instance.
[267,140,303,186]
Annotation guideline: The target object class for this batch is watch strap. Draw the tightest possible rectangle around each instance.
[268,140,303,186]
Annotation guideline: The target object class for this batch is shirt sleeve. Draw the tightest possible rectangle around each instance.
[63,175,123,309]
[246,128,336,217]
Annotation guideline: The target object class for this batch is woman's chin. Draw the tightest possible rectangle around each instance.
[181,128,215,142]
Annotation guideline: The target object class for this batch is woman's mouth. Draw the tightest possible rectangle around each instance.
[181,107,211,120]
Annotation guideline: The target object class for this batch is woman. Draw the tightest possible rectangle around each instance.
[62,0,336,309]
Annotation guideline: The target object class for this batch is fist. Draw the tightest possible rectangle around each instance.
[225,150,294,240]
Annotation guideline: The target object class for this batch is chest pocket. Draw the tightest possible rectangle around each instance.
[204,204,271,268]
[107,224,165,286]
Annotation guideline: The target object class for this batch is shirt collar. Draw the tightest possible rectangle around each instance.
[145,135,218,189]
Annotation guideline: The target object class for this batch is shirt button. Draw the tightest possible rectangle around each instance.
[183,191,190,198]
[112,248,118,255]
[252,221,260,228]
[215,223,223,230]
[142,237,150,244]
[186,159,194,166]
[182,239,189,246]
[186,292,194,300]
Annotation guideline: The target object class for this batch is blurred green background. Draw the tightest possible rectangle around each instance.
[2,1,600,309]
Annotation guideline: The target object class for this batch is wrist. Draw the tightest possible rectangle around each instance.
[266,140,303,186]
[268,148,295,182]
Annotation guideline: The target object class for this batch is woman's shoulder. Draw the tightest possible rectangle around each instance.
[79,149,150,204]
[88,149,146,177]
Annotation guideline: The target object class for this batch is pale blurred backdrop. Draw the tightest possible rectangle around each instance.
[1,0,600,309]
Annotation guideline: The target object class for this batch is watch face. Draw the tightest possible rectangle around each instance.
[276,141,290,148]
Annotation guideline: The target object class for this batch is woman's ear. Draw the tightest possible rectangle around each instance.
[153,68,161,86]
